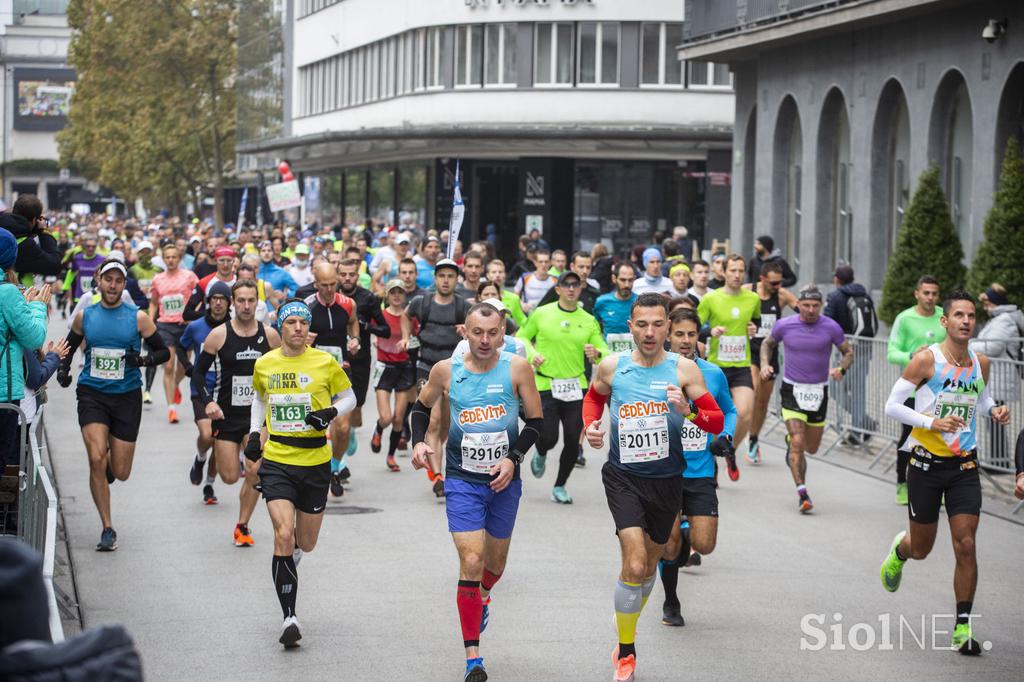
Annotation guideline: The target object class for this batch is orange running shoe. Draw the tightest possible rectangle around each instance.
[234,523,254,547]
[612,648,636,682]
[174,386,182,404]
[168,408,179,424]
[370,431,382,453]
[386,455,400,472]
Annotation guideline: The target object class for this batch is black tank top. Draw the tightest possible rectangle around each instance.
[752,290,781,349]
[214,321,271,421]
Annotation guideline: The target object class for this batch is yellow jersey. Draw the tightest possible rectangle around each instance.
[252,347,351,466]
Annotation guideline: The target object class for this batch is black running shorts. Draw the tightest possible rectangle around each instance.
[721,365,753,390]
[602,461,682,545]
[780,380,829,427]
[259,459,331,514]
[76,385,142,442]
[681,476,719,517]
[156,321,186,348]
[906,450,981,525]
[212,420,247,444]
[348,360,371,407]
[375,362,416,393]
[750,339,779,376]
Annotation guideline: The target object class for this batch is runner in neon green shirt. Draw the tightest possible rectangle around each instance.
[516,271,608,503]
[886,275,945,505]
[696,254,761,478]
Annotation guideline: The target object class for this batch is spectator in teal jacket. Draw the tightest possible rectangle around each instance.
[0,227,49,467]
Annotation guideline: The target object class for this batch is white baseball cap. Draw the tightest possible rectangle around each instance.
[137,240,154,252]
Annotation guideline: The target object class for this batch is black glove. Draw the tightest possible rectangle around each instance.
[709,435,735,459]
[304,407,338,431]
[243,432,263,462]
[56,367,72,388]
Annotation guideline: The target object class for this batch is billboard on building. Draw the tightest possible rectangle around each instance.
[14,68,76,131]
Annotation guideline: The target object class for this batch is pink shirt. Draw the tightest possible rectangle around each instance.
[151,267,199,323]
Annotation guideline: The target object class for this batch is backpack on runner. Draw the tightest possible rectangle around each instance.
[846,293,878,338]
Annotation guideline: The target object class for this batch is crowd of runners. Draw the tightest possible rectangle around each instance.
[3,204,1021,681]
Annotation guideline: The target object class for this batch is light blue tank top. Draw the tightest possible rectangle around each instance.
[80,302,142,394]
[446,351,520,484]
[608,352,686,478]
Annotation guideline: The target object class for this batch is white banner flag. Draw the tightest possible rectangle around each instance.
[447,160,464,260]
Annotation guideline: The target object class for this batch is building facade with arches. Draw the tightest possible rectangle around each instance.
[679,0,1024,288]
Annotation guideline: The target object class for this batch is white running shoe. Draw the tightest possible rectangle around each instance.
[279,615,301,647]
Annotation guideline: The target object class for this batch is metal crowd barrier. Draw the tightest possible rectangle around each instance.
[3,404,65,642]
[762,336,1023,513]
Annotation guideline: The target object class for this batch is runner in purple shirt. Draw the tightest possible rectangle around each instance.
[65,236,104,303]
[760,286,853,513]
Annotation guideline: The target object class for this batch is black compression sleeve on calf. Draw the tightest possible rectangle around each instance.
[508,416,544,464]
[60,329,85,370]
[410,399,431,446]
[143,330,171,366]
[192,351,217,405]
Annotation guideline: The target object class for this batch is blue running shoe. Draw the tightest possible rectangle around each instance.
[531,452,546,478]
[465,657,487,681]
[745,440,760,465]
[480,597,490,633]
[551,486,573,504]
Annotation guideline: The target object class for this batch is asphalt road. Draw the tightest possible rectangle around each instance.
[46,345,1024,681]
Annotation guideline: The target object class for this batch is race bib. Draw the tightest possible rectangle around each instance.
[934,392,976,430]
[319,345,344,365]
[79,275,93,291]
[551,377,583,402]
[606,333,636,354]
[460,430,509,475]
[269,393,313,433]
[793,382,826,412]
[161,294,185,314]
[756,314,777,338]
[406,336,421,350]
[680,420,707,452]
[371,361,386,389]
[718,336,747,362]
[618,415,669,464]
[231,375,255,407]
[91,347,125,381]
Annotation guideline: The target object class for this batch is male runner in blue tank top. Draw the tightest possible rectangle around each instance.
[658,307,738,627]
[583,293,724,682]
[880,290,1009,655]
[410,302,543,682]
[57,258,171,551]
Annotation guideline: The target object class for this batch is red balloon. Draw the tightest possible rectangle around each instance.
[282,172,295,182]
[278,161,290,176]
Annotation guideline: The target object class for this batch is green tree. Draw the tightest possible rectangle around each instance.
[967,137,1024,309]
[879,166,967,324]
[59,0,236,227]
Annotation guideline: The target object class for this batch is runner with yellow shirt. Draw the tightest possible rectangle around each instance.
[245,298,357,648]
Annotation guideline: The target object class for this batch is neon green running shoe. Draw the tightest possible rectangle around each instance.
[895,482,908,505]
[880,531,906,592]
[951,623,982,655]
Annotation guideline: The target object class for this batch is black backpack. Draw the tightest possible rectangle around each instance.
[846,293,878,338]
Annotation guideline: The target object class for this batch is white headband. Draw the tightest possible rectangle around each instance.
[98,262,128,278]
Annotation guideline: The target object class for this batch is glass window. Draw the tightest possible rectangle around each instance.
[399,166,428,231]
[641,24,661,84]
[484,24,515,86]
[578,23,618,85]
[344,171,367,229]
[664,24,682,85]
[688,60,731,88]
[369,169,396,227]
[456,24,483,86]
[535,23,573,85]
[426,26,447,88]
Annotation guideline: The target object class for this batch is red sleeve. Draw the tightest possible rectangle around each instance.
[582,384,609,430]
[691,392,724,434]
[336,294,354,317]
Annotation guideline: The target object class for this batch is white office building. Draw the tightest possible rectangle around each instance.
[236,0,735,257]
